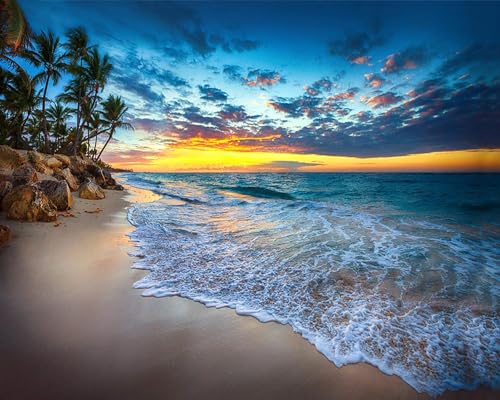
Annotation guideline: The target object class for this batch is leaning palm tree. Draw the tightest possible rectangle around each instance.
[0,0,31,76]
[26,30,66,152]
[96,95,133,160]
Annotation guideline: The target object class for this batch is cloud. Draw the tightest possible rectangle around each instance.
[436,43,500,77]
[222,64,243,81]
[198,84,228,102]
[244,69,283,87]
[328,29,385,64]
[364,72,386,88]
[112,73,164,105]
[381,46,431,74]
[305,78,335,96]
[256,160,324,170]
[366,92,404,108]
[218,104,250,122]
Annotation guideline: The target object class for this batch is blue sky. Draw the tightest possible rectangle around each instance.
[19,1,500,169]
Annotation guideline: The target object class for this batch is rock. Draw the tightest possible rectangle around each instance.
[56,168,79,192]
[69,155,93,176]
[0,224,11,246]
[32,161,54,176]
[45,157,63,169]
[28,150,45,164]
[37,180,73,211]
[54,154,71,167]
[2,185,57,222]
[12,164,38,186]
[87,164,107,186]
[103,184,124,191]
[0,145,25,170]
[0,180,13,204]
[79,179,105,200]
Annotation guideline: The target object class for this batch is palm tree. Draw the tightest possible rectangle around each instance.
[47,100,72,150]
[64,26,91,155]
[96,95,132,160]
[1,70,39,148]
[0,0,31,77]
[27,30,66,152]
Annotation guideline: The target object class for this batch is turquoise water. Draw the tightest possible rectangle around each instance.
[122,172,500,395]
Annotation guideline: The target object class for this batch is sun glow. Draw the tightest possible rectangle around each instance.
[106,147,500,173]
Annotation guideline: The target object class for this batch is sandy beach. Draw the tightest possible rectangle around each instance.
[0,186,496,400]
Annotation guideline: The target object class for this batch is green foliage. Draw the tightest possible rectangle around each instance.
[0,1,132,160]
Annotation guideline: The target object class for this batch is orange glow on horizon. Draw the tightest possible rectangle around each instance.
[105,147,500,173]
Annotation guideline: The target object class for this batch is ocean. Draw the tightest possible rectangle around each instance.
[120,172,500,395]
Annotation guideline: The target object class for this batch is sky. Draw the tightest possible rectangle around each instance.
[20,0,500,172]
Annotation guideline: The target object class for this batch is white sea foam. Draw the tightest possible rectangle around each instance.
[124,174,500,396]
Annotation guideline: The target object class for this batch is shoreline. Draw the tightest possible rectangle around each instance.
[0,185,496,399]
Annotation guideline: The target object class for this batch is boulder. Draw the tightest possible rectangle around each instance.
[0,180,13,204]
[56,168,79,192]
[12,164,38,186]
[54,154,71,167]
[32,161,53,176]
[87,164,107,186]
[69,155,93,176]
[0,145,25,170]
[37,180,73,211]
[46,157,63,169]
[103,183,124,191]
[0,225,11,246]
[27,150,45,164]
[2,185,57,222]
[79,179,105,200]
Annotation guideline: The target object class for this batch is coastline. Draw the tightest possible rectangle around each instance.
[0,186,496,399]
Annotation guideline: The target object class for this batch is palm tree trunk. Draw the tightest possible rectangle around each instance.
[41,74,50,153]
[96,129,113,161]
[74,100,81,155]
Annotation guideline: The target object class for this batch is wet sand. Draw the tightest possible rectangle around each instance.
[0,187,495,400]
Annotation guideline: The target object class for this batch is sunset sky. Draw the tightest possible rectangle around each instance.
[22,1,500,172]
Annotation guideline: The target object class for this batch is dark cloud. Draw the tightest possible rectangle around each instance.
[305,78,335,96]
[198,84,228,102]
[244,69,284,87]
[329,28,385,64]
[218,104,249,122]
[112,73,164,105]
[213,36,260,53]
[436,43,500,77]
[230,38,260,52]
[381,46,431,74]
[269,89,356,118]
[256,160,324,170]
[222,64,243,81]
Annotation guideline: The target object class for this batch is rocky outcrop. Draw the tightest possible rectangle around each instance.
[54,154,71,167]
[45,157,63,170]
[37,180,73,211]
[27,150,45,164]
[0,145,25,170]
[12,165,38,187]
[0,180,13,204]
[69,156,93,176]
[79,179,105,200]
[55,168,79,192]
[0,224,11,246]
[2,185,58,222]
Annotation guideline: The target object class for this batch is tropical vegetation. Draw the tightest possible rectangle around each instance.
[0,0,132,160]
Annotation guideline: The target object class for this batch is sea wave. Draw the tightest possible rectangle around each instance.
[122,173,500,396]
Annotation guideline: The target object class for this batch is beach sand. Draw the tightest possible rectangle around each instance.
[0,187,495,400]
